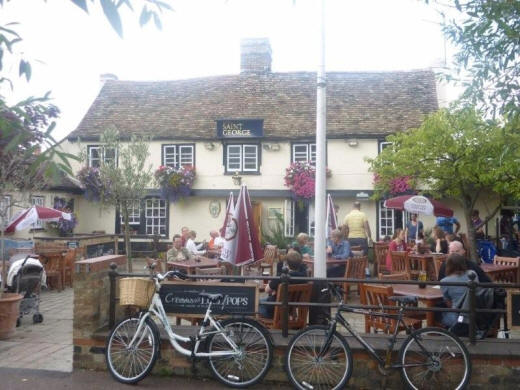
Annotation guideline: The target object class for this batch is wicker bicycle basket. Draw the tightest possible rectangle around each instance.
[119,278,155,308]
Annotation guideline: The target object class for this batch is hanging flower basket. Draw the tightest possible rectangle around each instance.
[154,165,196,202]
[284,162,331,201]
[373,174,416,198]
[77,166,111,201]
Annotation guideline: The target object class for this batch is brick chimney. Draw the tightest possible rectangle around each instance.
[240,38,272,74]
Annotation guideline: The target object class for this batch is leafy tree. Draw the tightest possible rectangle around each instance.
[367,106,520,262]
[0,0,173,282]
[433,0,520,117]
[77,129,154,272]
[0,97,72,297]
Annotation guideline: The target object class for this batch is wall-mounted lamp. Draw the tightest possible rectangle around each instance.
[204,142,215,151]
[346,139,358,147]
[262,143,281,151]
[232,171,242,186]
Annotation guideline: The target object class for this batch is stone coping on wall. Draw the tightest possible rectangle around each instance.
[91,325,520,358]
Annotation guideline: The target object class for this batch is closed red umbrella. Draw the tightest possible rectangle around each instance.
[383,195,453,217]
[220,185,263,266]
[5,206,72,233]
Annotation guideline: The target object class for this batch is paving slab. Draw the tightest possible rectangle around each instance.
[0,288,73,372]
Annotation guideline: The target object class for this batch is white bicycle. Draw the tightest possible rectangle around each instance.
[105,269,273,387]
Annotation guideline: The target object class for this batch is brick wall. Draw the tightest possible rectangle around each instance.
[72,270,520,388]
[73,261,127,370]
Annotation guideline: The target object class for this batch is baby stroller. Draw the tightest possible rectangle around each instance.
[7,254,45,326]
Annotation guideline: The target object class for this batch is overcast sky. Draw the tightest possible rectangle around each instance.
[1,0,458,141]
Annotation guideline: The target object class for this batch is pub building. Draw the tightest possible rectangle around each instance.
[7,38,499,251]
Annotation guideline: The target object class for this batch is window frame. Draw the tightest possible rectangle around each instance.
[119,200,141,226]
[114,197,169,237]
[87,145,118,168]
[224,143,261,174]
[145,197,168,236]
[161,143,195,168]
[378,141,393,154]
[291,142,318,164]
[284,200,295,237]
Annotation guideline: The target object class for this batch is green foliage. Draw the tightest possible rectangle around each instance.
[70,0,174,38]
[368,107,520,204]
[435,0,520,117]
[261,211,292,250]
[368,106,520,260]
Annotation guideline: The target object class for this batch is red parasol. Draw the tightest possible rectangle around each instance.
[5,206,72,234]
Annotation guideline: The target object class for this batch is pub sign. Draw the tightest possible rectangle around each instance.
[217,119,264,138]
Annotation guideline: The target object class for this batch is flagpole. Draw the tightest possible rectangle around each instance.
[314,0,327,279]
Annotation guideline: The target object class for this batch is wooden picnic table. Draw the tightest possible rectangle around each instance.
[392,284,444,326]
[481,263,519,283]
[167,256,220,275]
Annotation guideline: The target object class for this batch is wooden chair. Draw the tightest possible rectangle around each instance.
[360,284,422,334]
[43,254,63,291]
[378,272,409,281]
[260,245,278,275]
[390,251,410,278]
[343,256,368,299]
[373,242,389,274]
[432,257,445,280]
[258,283,312,330]
[243,245,278,276]
[146,257,164,273]
[492,256,520,283]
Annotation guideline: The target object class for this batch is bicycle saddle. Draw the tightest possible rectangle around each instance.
[199,292,223,303]
[389,296,417,305]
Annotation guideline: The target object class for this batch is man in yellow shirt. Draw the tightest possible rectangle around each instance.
[341,201,372,255]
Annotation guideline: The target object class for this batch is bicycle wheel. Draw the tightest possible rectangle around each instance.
[207,318,273,388]
[285,325,353,390]
[105,317,159,384]
[399,327,471,390]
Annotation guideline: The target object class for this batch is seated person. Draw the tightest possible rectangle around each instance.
[207,230,225,253]
[259,249,307,319]
[438,241,491,283]
[430,226,449,254]
[167,235,192,262]
[385,228,407,271]
[326,229,352,278]
[185,230,206,256]
[440,254,479,329]
[291,233,313,256]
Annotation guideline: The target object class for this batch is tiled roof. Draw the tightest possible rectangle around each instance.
[68,70,438,141]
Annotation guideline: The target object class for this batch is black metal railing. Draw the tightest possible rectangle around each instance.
[108,263,520,345]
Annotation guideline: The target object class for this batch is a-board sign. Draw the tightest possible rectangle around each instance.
[507,289,520,330]
[159,281,258,315]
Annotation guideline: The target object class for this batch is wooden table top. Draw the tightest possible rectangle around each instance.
[392,284,444,300]
[167,257,220,270]
[304,257,348,267]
